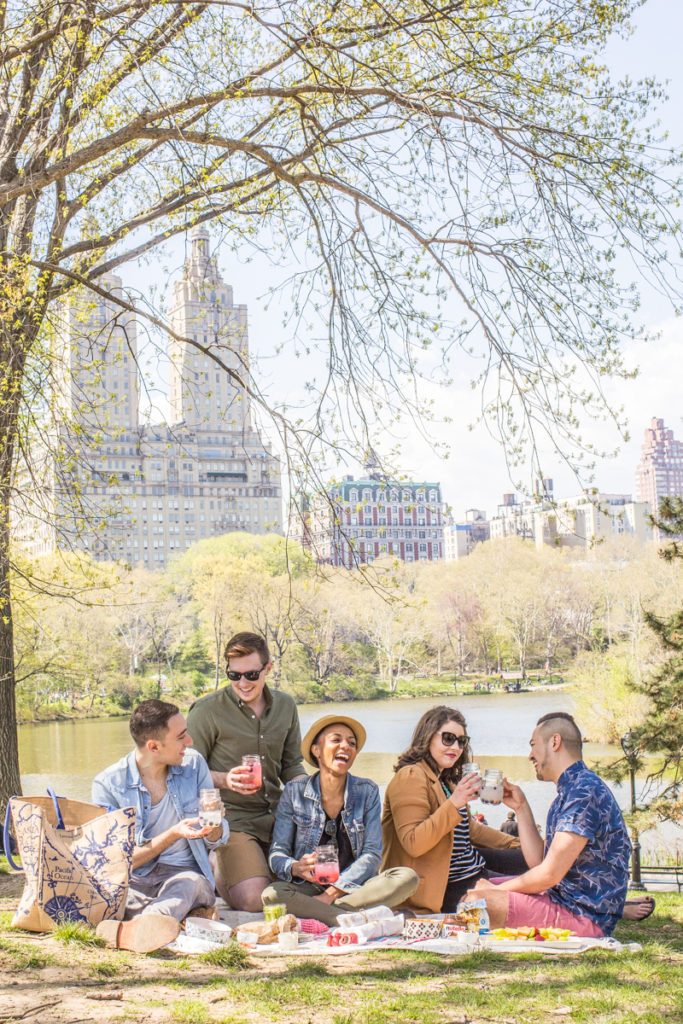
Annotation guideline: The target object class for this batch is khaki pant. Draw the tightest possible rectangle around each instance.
[126,862,214,922]
[262,867,418,926]
[214,831,271,889]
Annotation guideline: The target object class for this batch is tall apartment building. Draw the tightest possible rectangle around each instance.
[487,481,651,550]
[489,481,555,544]
[635,417,683,538]
[444,509,490,560]
[540,492,651,548]
[14,227,282,567]
[302,474,445,567]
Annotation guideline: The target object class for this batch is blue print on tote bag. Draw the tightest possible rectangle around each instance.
[6,794,135,932]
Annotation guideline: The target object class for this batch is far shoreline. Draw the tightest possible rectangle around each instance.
[16,678,573,726]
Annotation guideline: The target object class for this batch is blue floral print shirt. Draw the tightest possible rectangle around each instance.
[545,760,631,935]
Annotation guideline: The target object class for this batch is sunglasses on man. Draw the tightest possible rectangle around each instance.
[436,730,470,748]
[227,666,266,682]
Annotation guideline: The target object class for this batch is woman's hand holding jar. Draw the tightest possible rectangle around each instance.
[291,852,318,882]
[448,772,482,807]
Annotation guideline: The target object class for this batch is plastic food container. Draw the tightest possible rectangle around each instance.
[185,917,233,945]
[264,903,287,922]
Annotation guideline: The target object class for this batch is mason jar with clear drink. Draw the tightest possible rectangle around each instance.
[461,762,482,796]
[198,787,222,827]
[479,769,504,805]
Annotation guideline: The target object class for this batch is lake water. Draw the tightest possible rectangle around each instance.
[17,689,679,855]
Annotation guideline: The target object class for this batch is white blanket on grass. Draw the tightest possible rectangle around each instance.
[169,931,641,957]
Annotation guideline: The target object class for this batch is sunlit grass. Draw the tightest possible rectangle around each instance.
[0,888,679,1024]
[198,942,250,969]
[170,998,211,1024]
[90,959,120,977]
[54,919,106,947]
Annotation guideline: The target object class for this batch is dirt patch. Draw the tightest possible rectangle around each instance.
[0,872,25,901]
[0,884,433,1024]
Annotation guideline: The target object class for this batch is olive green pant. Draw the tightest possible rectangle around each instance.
[262,867,418,926]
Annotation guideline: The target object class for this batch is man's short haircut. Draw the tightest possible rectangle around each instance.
[129,699,180,747]
[224,631,270,666]
[536,711,583,756]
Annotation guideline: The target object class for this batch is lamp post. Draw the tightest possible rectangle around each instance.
[621,731,646,890]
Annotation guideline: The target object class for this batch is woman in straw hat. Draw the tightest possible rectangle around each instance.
[263,714,418,925]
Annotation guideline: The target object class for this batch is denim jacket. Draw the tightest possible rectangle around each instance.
[92,748,229,884]
[269,772,382,892]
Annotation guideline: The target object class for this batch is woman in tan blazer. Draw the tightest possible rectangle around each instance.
[381,705,522,914]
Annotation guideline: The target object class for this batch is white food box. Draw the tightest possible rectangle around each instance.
[185,917,234,945]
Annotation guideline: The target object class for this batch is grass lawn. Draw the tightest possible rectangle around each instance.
[0,872,680,1024]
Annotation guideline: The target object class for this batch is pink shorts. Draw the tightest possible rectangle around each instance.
[489,877,604,937]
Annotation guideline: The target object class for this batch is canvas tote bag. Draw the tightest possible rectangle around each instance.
[3,788,135,932]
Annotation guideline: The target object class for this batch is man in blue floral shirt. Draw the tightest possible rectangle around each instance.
[466,712,631,936]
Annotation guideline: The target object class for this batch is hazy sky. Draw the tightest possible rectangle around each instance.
[386,0,683,518]
[134,2,683,519]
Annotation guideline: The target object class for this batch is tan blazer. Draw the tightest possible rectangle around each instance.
[381,759,520,913]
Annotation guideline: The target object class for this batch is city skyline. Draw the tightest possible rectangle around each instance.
[108,1,682,523]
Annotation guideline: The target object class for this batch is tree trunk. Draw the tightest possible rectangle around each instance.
[0,497,21,823]
[480,640,491,675]
[270,660,282,687]
[214,612,222,690]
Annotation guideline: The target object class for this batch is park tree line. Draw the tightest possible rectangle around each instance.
[13,533,681,736]
[2,0,682,820]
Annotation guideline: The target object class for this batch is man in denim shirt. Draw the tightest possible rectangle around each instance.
[263,714,417,925]
[466,712,631,937]
[92,700,229,952]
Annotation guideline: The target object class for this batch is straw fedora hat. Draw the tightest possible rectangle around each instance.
[301,715,367,767]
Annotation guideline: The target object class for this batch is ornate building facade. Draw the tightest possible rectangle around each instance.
[14,227,282,567]
[303,474,445,567]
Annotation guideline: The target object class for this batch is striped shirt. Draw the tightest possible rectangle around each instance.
[447,801,485,883]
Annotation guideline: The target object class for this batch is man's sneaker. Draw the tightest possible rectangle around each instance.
[96,913,180,953]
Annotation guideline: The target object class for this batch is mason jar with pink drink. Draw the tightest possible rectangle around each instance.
[241,754,262,788]
[314,844,340,885]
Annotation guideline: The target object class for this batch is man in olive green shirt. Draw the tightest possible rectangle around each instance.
[187,632,304,911]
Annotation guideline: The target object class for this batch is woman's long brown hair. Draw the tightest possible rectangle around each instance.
[394,705,472,788]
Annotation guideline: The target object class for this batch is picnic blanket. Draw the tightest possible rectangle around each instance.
[169,908,642,957]
[230,934,642,957]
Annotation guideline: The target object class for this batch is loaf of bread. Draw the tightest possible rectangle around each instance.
[237,914,298,944]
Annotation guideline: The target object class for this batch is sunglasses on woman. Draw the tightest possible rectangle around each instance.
[226,666,266,682]
[436,730,470,748]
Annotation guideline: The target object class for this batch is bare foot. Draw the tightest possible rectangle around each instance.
[622,896,655,921]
